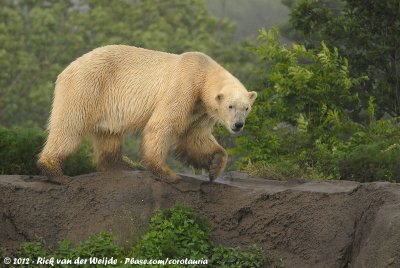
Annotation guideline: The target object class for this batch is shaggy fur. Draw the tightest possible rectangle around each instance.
[37,45,257,183]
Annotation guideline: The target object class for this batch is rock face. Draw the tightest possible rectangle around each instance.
[1,171,399,268]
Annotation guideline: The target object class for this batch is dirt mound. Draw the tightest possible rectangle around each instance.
[1,171,399,268]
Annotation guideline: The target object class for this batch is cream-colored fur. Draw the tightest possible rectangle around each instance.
[37,45,257,183]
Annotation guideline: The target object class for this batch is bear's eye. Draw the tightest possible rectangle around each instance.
[246,107,249,111]
[229,105,233,109]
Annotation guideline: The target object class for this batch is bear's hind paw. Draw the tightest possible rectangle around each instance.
[151,167,182,184]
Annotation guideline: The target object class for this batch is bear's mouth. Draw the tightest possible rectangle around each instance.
[232,128,242,133]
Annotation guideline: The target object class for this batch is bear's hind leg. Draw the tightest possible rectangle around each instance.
[92,133,134,171]
[37,131,82,184]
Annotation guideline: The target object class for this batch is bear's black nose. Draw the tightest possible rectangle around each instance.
[235,122,244,129]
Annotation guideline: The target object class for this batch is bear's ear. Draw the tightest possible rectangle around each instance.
[215,93,224,103]
[248,91,257,104]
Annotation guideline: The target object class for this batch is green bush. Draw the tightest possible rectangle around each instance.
[70,232,123,259]
[63,139,96,176]
[0,126,95,176]
[17,239,48,266]
[339,141,400,182]
[133,205,212,260]
[0,126,45,175]
[133,205,267,267]
[312,114,400,182]
[210,245,266,268]
[10,206,269,268]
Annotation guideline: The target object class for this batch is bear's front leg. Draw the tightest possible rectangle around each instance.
[176,130,228,181]
[141,123,181,183]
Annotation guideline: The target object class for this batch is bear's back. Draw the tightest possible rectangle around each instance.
[59,45,178,79]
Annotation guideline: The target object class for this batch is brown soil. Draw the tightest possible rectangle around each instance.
[1,171,400,268]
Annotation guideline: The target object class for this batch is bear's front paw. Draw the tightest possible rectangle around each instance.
[209,152,227,181]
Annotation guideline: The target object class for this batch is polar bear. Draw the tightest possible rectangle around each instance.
[37,45,257,184]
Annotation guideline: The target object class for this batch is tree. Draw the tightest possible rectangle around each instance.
[0,0,82,126]
[288,0,400,117]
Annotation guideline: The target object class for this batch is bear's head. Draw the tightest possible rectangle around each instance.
[213,86,257,134]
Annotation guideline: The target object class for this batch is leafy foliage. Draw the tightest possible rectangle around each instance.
[17,239,47,264]
[252,27,365,128]
[0,126,45,175]
[233,1,400,183]
[63,139,96,176]
[233,28,364,165]
[10,206,268,268]
[133,206,268,267]
[289,0,400,117]
[233,28,400,182]
[0,126,95,176]
[133,205,212,260]
[338,141,400,182]
[210,245,266,268]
